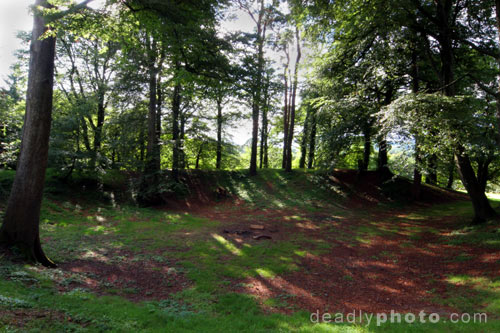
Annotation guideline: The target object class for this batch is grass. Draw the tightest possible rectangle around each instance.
[0,169,499,331]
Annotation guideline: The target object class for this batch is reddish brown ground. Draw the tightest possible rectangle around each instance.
[56,250,190,302]
[185,170,499,316]
[232,215,499,316]
[29,170,500,316]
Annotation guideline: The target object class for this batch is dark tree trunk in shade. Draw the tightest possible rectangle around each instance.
[446,154,455,189]
[496,0,500,147]
[425,154,438,185]
[0,0,57,267]
[377,84,393,175]
[307,108,317,169]
[299,106,311,169]
[434,0,496,223]
[411,43,422,199]
[281,68,289,170]
[195,142,204,169]
[171,79,181,180]
[361,126,371,172]
[216,98,223,169]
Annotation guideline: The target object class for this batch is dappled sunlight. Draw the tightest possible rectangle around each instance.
[212,233,243,256]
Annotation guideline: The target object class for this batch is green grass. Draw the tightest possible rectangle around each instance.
[1,169,500,331]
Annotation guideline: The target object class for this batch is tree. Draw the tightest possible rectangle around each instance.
[0,0,93,266]
[237,0,277,176]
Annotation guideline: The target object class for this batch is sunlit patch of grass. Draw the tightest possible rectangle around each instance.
[443,224,500,249]
[437,275,500,315]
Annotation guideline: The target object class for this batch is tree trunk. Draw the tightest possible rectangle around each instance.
[446,153,455,189]
[361,126,371,172]
[282,63,289,170]
[90,88,105,171]
[377,84,393,175]
[307,108,317,169]
[412,137,423,200]
[179,112,186,169]
[144,37,158,174]
[299,106,310,169]
[0,0,57,267]
[195,142,204,169]
[495,0,500,146]
[435,1,497,223]
[172,79,181,181]
[285,27,301,173]
[249,11,267,176]
[455,150,496,224]
[425,154,438,185]
[216,97,223,169]
[155,50,164,172]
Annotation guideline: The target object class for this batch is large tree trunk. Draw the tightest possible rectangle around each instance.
[0,0,57,267]
[435,0,497,223]
[455,150,496,224]
[495,0,500,146]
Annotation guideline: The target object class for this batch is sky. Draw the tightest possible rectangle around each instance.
[0,1,301,146]
[0,0,33,87]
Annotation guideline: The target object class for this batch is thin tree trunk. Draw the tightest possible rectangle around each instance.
[426,154,438,185]
[144,36,158,174]
[377,84,393,175]
[307,108,317,169]
[195,142,204,169]
[0,0,57,267]
[282,54,290,169]
[249,3,267,176]
[172,78,181,181]
[285,27,301,172]
[361,126,371,172]
[299,106,310,169]
[412,138,423,200]
[446,153,455,189]
[216,97,223,169]
[411,42,422,199]
[155,50,164,172]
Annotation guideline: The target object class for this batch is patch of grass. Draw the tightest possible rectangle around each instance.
[443,224,500,249]
[435,275,500,316]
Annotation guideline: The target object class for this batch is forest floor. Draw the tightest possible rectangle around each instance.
[0,169,499,332]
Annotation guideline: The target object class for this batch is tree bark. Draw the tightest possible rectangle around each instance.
[249,1,267,176]
[455,150,496,224]
[172,78,181,181]
[434,0,497,223]
[307,108,317,169]
[377,84,393,175]
[361,126,371,172]
[0,0,57,267]
[282,64,289,170]
[195,142,204,169]
[216,97,223,169]
[299,105,310,169]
